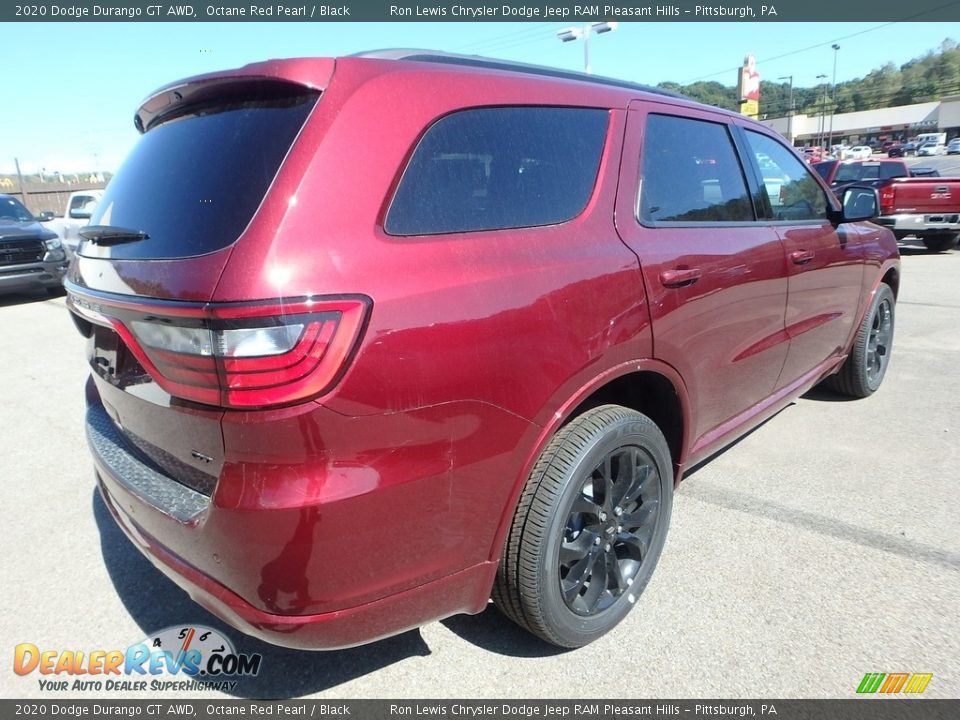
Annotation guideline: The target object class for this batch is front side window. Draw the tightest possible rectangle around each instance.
[640,114,753,224]
[744,131,829,222]
[385,107,608,236]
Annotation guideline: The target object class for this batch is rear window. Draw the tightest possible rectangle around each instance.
[82,86,318,260]
[385,107,608,236]
[834,162,907,183]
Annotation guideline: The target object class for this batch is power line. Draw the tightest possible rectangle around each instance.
[682,1,960,85]
[451,23,560,55]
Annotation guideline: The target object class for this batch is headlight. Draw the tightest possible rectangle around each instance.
[44,238,62,251]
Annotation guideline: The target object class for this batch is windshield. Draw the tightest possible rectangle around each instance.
[0,196,36,223]
[83,86,319,260]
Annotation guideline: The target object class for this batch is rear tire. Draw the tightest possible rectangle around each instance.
[823,283,895,398]
[492,405,673,648]
[921,234,959,252]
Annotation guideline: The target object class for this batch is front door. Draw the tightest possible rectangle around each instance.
[615,106,790,451]
[738,128,865,389]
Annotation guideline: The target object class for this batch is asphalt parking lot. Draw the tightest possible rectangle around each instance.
[1,244,958,701]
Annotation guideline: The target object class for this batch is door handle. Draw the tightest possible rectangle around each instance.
[790,250,815,265]
[659,268,702,288]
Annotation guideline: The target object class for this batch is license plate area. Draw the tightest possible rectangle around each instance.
[91,325,149,388]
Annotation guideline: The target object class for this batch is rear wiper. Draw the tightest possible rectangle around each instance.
[79,225,150,246]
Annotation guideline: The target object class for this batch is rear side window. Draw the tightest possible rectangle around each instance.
[82,86,318,260]
[640,114,753,224]
[385,107,608,236]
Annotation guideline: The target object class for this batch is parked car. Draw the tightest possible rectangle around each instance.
[0,194,68,295]
[814,160,960,252]
[848,145,874,159]
[917,142,944,156]
[802,146,827,163]
[947,138,960,155]
[67,51,900,651]
[830,145,851,160]
[887,144,905,158]
[39,190,103,257]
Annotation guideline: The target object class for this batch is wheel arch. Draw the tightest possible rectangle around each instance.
[881,262,900,299]
[487,361,691,564]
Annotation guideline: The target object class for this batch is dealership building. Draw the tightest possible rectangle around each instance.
[759,95,960,147]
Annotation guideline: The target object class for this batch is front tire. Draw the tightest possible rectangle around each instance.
[824,283,895,398]
[492,405,673,648]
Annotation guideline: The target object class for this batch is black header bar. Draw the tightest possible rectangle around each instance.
[4,0,960,22]
[2,700,958,719]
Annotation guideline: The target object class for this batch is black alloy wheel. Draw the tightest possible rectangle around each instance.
[493,404,673,648]
[865,294,894,388]
[559,445,661,616]
[823,282,896,398]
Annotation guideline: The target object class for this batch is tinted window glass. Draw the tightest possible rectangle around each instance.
[82,88,318,259]
[834,162,908,183]
[813,161,835,181]
[640,114,753,223]
[745,131,829,221]
[0,196,34,222]
[385,107,608,235]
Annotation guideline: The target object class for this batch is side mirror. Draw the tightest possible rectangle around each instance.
[69,208,93,220]
[36,211,55,222]
[835,186,878,223]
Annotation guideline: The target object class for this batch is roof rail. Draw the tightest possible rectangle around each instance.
[351,49,688,100]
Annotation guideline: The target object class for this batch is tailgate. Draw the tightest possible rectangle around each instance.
[888,179,959,214]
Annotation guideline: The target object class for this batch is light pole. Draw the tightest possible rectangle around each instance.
[816,74,828,150]
[829,44,840,149]
[778,75,794,144]
[557,22,618,74]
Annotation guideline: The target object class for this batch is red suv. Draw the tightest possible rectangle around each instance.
[68,52,899,650]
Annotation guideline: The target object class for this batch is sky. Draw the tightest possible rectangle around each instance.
[4,20,960,175]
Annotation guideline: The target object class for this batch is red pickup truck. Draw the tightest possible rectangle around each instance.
[814,159,960,251]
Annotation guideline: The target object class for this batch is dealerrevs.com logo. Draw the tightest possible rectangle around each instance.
[14,625,262,693]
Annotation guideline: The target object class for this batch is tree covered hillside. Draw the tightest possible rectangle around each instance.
[658,39,960,118]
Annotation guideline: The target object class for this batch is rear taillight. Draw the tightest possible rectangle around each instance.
[69,294,369,409]
[880,186,895,216]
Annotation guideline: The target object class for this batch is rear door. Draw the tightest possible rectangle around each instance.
[615,105,789,451]
[737,127,865,390]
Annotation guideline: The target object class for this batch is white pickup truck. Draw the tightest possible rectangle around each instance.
[39,190,103,256]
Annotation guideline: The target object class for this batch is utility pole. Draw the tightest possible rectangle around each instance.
[778,75,794,144]
[829,44,840,149]
[816,74,828,149]
[13,157,27,207]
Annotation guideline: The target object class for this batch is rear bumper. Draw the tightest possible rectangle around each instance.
[85,388,528,649]
[0,258,68,294]
[97,470,496,650]
[876,213,960,236]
